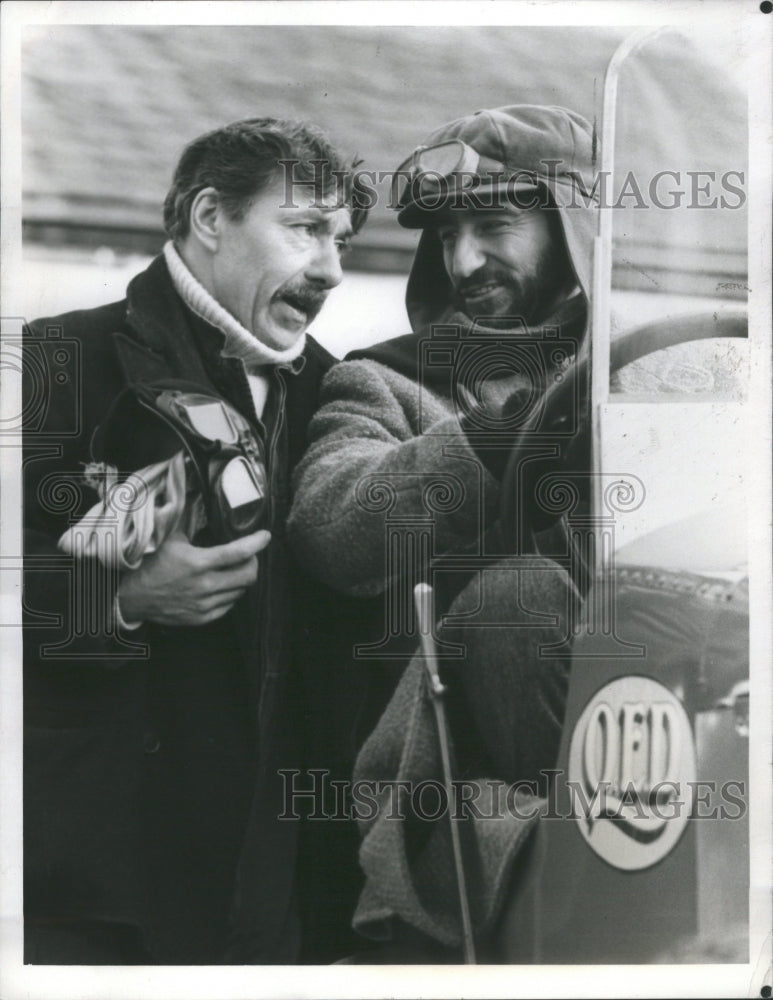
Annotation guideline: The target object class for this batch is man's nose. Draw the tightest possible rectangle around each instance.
[306,238,344,289]
[451,230,486,280]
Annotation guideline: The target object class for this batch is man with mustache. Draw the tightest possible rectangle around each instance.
[23,118,365,964]
[288,105,595,958]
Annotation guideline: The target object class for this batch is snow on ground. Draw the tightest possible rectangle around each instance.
[22,244,739,359]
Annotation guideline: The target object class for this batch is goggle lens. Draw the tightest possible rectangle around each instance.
[394,140,482,208]
[220,456,266,511]
[179,399,240,444]
[417,141,468,176]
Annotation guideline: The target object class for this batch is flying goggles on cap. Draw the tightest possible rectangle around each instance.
[393,139,538,213]
[92,380,268,544]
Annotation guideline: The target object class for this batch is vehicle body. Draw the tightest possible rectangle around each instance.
[494,27,750,964]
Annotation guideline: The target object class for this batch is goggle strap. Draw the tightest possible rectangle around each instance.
[135,394,208,493]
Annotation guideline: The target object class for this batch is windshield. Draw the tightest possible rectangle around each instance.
[592,27,748,571]
[606,27,748,401]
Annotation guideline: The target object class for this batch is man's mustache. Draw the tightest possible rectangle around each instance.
[277,282,329,320]
[455,267,520,297]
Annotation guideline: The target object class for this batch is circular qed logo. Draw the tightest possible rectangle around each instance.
[567,676,696,871]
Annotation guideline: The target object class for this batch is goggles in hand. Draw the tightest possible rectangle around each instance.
[152,388,268,542]
[92,380,268,544]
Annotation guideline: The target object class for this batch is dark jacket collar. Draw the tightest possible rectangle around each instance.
[347,292,587,392]
[115,253,216,388]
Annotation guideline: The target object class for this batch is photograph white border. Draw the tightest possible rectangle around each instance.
[1,2,770,998]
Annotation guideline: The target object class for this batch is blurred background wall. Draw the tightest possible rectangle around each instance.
[22,24,747,357]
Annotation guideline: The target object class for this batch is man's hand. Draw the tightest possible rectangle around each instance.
[459,372,536,424]
[117,529,271,627]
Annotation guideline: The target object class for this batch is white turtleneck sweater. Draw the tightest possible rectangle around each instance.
[163,240,306,418]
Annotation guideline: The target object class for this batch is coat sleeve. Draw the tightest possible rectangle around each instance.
[287,359,500,597]
[22,323,147,687]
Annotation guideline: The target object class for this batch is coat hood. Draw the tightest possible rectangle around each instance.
[397,105,597,337]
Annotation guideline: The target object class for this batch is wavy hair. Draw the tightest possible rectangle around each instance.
[163,117,368,241]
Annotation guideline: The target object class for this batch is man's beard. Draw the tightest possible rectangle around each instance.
[452,243,572,328]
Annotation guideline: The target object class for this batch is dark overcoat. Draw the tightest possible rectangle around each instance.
[22,254,354,963]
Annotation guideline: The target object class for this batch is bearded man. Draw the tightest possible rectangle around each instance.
[287,106,595,959]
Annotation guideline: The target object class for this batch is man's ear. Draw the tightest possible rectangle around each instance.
[188,187,222,254]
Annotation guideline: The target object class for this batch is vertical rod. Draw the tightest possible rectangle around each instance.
[414,582,477,965]
[591,25,672,577]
